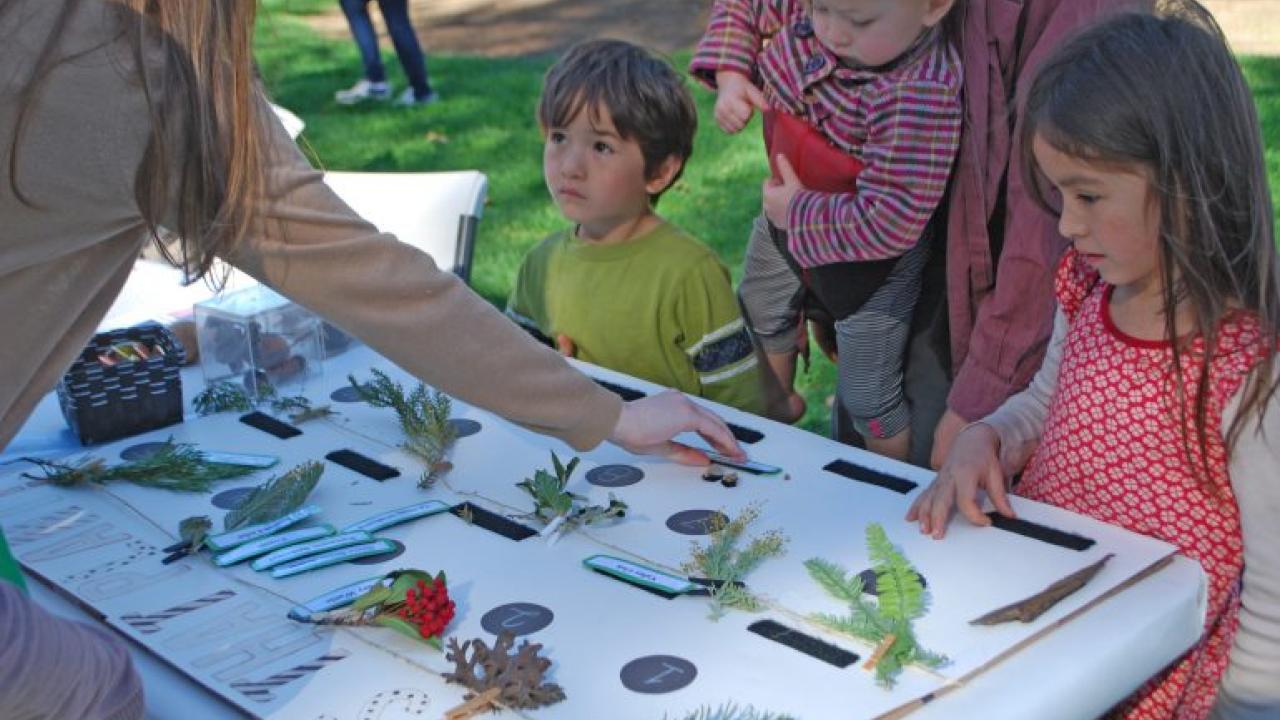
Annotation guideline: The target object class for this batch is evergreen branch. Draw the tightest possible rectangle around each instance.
[223,461,323,531]
[350,370,456,487]
[21,442,256,493]
[192,381,255,416]
[669,703,795,720]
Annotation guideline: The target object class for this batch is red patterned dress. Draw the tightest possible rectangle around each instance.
[1017,249,1266,719]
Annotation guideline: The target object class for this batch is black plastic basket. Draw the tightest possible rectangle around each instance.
[57,323,187,445]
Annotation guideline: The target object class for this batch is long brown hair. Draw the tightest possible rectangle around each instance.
[1021,1,1280,491]
[4,0,267,286]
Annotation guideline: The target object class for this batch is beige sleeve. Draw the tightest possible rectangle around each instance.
[980,306,1067,461]
[1212,367,1280,719]
[225,101,621,450]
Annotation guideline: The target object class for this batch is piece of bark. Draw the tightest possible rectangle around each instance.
[970,554,1114,625]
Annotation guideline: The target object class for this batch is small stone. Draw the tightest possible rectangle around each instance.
[702,467,723,482]
[720,472,739,488]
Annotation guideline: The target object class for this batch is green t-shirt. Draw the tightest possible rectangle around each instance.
[0,527,27,592]
[507,220,763,415]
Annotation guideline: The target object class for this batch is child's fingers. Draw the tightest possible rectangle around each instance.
[986,470,1017,519]
[954,482,992,530]
[745,83,769,111]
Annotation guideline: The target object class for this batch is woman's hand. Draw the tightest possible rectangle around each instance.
[714,71,768,134]
[608,390,744,466]
[906,422,1015,539]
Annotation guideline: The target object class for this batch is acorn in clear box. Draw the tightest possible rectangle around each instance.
[194,286,324,400]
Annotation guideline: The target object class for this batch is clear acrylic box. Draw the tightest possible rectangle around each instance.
[194,286,323,399]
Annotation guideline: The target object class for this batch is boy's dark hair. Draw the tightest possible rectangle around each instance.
[1021,0,1279,491]
[539,39,697,203]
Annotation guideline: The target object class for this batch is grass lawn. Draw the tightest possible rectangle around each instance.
[254,4,1280,437]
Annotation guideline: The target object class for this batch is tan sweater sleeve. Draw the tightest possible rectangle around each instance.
[224,101,621,450]
[1212,367,1280,719]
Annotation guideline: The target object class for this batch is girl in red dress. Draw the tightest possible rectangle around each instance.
[907,2,1280,717]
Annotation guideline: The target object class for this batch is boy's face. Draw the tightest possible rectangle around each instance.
[809,0,949,67]
[544,104,670,243]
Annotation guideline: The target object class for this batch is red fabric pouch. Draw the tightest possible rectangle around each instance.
[763,109,864,193]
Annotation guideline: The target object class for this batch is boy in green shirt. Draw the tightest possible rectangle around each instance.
[507,40,763,415]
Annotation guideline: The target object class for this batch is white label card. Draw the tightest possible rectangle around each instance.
[584,554,696,595]
[340,500,451,534]
[205,504,323,552]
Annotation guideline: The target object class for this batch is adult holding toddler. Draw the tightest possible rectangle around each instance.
[691,0,962,461]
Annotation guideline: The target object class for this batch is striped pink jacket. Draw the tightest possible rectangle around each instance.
[691,0,962,268]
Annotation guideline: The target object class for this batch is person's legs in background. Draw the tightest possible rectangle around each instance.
[376,0,436,105]
[336,0,392,104]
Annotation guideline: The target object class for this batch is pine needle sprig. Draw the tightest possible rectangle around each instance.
[20,443,257,493]
[804,523,948,687]
[681,503,787,619]
[670,703,796,720]
[223,460,323,531]
[350,370,456,488]
[192,381,255,416]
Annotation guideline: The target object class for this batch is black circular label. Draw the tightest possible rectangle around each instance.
[857,568,928,596]
[619,655,697,694]
[211,487,256,510]
[120,442,171,461]
[449,418,482,438]
[665,510,728,536]
[480,602,554,636]
[349,540,406,565]
[585,464,644,488]
[329,386,366,403]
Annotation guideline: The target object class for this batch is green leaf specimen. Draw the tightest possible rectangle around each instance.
[350,369,456,488]
[192,381,255,416]
[515,452,627,536]
[681,503,787,619]
[223,460,323,531]
[804,523,948,687]
[21,442,257,493]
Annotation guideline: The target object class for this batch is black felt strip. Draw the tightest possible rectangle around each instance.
[727,422,764,444]
[239,411,302,439]
[592,378,647,402]
[748,619,859,668]
[822,459,917,494]
[324,449,400,481]
[588,568,680,600]
[450,503,537,541]
[986,513,1096,551]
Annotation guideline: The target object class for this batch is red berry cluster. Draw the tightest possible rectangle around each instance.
[400,577,455,639]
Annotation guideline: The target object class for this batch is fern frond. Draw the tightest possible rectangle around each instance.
[803,557,864,604]
[669,702,795,720]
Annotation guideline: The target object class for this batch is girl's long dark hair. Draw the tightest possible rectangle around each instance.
[3,0,267,286]
[1021,0,1279,492]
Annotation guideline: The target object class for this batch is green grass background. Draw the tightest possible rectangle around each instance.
[253,2,1280,435]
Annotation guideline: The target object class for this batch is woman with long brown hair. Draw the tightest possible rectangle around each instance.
[0,1,741,714]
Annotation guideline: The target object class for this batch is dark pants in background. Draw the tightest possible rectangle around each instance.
[339,0,433,99]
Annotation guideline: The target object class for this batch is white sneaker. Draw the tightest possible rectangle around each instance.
[334,79,391,105]
[393,87,439,107]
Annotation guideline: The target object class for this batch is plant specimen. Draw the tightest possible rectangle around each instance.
[515,452,626,540]
[268,393,312,416]
[297,569,455,649]
[443,630,565,711]
[970,553,1114,625]
[804,523,947,687]
[681,503,787,619]
[162,515,213,563]
[350,370,455,488]
[20,442,256,493]
[286,402,337,424]
[193,381,255,415]
[670,703,795,720]
[223,461,323,531]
